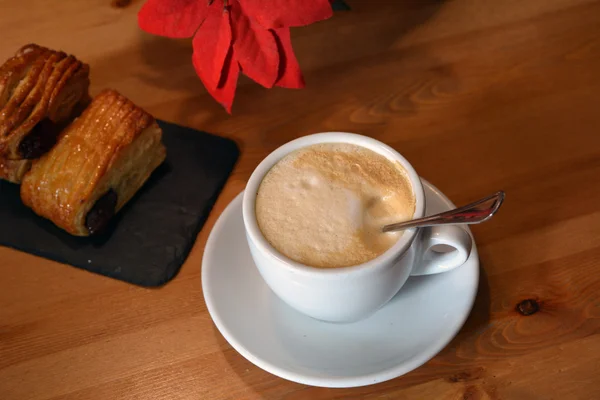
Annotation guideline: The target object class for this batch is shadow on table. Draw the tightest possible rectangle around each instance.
[438,263,492,357]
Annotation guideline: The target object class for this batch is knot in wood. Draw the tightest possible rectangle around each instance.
[516,299,539,316]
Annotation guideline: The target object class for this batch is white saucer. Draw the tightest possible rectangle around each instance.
[202,180,479,388]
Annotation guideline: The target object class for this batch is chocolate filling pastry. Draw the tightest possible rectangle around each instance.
[18,118,62,159]
[85,189,118,235]
[20,89,166,236]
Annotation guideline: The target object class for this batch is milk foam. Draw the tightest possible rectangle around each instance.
[255,143,416,268]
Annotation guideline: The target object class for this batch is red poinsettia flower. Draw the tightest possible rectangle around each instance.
[138,0,333,112]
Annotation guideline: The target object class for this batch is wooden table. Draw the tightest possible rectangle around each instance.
[1,0,599,398]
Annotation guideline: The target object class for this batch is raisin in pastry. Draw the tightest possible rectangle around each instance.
[20,89,166,236]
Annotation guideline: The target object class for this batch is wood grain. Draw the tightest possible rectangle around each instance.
[1,0,600,398]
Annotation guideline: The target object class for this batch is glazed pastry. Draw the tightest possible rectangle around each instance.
[0,157,31,183]
[21,89,167,236]
[0,44,90,160]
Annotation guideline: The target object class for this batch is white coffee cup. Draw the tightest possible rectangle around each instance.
[242,132,472,323]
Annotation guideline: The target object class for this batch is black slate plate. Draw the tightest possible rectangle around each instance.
[0,120,239,287]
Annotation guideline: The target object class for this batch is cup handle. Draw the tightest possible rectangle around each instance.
[410,225,472,276]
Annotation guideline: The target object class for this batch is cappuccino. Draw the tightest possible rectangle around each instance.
[255,143,415,268]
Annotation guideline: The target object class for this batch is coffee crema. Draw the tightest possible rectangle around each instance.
[255,143,416,268]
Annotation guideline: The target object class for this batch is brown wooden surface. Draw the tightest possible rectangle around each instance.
[1,0,600,398]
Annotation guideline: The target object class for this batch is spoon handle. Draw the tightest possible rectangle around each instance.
[381,190,505,233]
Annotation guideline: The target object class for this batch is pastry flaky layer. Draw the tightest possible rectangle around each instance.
[0,43,90,160]
[21,89,167,236]
[0,157,31,183]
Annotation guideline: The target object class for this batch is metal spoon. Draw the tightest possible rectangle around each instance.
[381,190,505,233]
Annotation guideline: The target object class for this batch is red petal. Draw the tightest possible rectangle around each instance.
[240,0,333,29]
[272,28,305,89]
[205,46,240,113]
[232,2,279,88]
[138,0,209,38]
[192,5,232,91]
